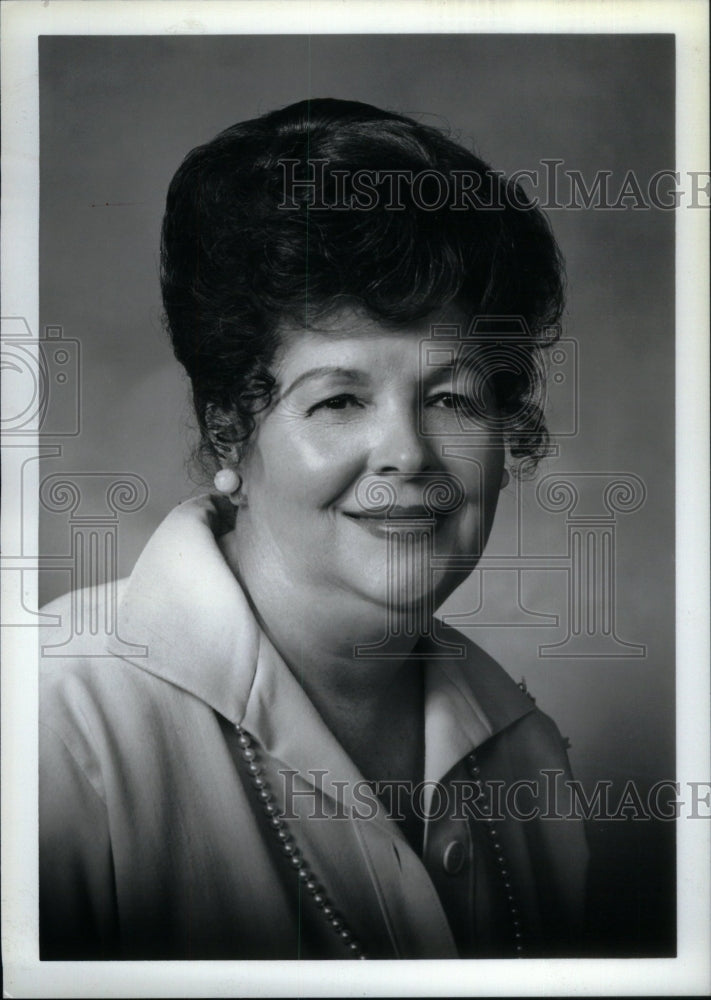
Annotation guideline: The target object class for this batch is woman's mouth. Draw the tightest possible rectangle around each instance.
[341,507,446,538]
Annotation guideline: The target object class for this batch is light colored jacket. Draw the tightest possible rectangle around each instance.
[40,495,589,960]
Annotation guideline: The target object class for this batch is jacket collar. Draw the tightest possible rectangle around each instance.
[113,496,535,792]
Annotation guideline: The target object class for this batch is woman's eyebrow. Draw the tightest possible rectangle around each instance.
[280,366,363,399]
[422,360,457,387]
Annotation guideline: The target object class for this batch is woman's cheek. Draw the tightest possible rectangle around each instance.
[289,426,368,501]
[452,505,484,558]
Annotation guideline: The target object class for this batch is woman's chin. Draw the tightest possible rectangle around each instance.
[348,577,443,616]
[337,557,463,617]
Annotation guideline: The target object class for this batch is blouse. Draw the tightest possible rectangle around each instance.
[39,495,589,960]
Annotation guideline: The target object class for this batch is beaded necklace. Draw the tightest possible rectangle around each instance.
[235,725,523,958]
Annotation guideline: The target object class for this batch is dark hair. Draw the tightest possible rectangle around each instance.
[160,98,564,476]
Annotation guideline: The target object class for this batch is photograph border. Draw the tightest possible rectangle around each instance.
[2,1,709,996]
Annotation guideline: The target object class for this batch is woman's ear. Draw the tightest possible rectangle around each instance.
[204,403,240,465]
[205,405,248,506]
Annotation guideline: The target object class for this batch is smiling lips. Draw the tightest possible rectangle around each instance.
[341,506,446,537]
[344,506,434,519]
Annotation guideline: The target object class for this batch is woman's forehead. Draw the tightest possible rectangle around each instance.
[271,315,491,392]
[273,302,472,357]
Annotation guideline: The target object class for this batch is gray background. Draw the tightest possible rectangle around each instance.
[39,34,675,947]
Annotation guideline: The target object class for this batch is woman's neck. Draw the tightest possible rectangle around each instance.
[218,525,427,785]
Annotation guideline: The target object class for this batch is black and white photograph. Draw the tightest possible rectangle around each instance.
[1,1,709,996]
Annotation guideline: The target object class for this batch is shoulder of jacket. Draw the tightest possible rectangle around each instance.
[40,579,129,654]
[41,578,129,617]
[40,579,145,722]
[503,704,574,769]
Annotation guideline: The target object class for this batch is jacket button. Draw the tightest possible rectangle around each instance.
[442,840,467,875]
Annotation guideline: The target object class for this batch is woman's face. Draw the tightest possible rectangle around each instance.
[235,304,506,612]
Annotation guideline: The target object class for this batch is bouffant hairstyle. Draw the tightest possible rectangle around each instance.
[160,98,564,476]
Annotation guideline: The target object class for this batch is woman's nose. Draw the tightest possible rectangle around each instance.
[369,406,433,474]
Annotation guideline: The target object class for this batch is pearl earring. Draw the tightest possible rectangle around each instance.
[214,467,243,504]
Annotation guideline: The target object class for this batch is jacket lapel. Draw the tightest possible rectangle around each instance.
[113,495,536,783]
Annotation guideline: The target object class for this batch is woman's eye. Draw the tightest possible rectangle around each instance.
[307,393,363,415]
[427,392,466,410]
[427,391,494,418]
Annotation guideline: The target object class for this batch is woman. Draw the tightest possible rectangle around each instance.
[39,98,588,960]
